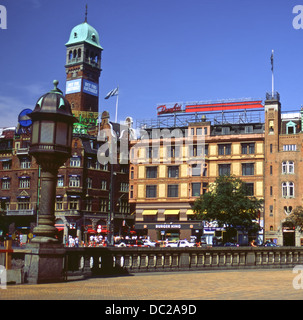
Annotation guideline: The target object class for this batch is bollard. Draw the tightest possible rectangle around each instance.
[4,240,12,270]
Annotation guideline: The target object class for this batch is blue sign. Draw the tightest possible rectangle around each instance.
[83,79,98,97]
[66,79,82,94]
[18,109,32,127]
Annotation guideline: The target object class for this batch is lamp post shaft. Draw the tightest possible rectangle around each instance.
[32,169,58,243]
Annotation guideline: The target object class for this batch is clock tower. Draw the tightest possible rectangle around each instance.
[65,13,103,119]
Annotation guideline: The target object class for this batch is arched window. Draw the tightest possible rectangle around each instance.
[282,182,294,198]
[73,49,77,59]
[78,48,81,58]
[282,161,294,174]
[68,50,73,60]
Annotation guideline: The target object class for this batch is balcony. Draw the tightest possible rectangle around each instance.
[6,209,35,216]
[16,147,29,156]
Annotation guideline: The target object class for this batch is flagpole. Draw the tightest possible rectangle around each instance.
[115,85,119,123]
[271,50,274,97]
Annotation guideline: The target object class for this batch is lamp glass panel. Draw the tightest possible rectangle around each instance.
[56,122,68,146]
[40,121,55,144]
[31,121,40,144]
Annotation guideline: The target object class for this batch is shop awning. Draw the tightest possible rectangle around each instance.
[186,210,195,215]
[142,210,158,215]
[164,210,180,215]
[55,224,65,231]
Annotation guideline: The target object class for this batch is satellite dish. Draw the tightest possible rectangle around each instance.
[18,109,32,127]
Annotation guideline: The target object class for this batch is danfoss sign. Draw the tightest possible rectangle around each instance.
[157,103,183,115]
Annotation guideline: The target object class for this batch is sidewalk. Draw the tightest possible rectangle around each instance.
[1,268,303,300]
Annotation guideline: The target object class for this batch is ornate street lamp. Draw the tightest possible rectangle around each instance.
[29,80,76,243]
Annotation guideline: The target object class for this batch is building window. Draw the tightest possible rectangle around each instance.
[218,144,231,155]
[2,160,11,170]
[244,183,254,196]
[282,161,294,174]
[19,177,30,189]
[68,198,79,210]
[120,182,129,192]
[241,143,255,154]
[192,183,201,197]
[242,163,254,176]
[56,197,63,210]
[189,144,208,157]
[245,126,253,133]
[100,199,108,212]
[85,198,92,211]
[218,164,231,176]
[17,198,30,210]
[87,177,92,189]
[167,184,178,197]
[1,178,10,190]
[70,157,81,167]
[57,176,64,187]
[20,157,31,169]
[269,205,273,216]
[283,144,297,151]
[147,147,159,160]
[165,214,179,222]
[192,164,201,176]
[282,182,294,198]
[101,180,107,190]
[167,146,180,158]
[146,185,157,198]
[222,127,230,134]
[168,166,179,178]
[146,166,157,179]
[286,121,296,134]
[119,200,130,214]
[69,176,80,187]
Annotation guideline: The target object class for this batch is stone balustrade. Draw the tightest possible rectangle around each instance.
[63,246,303,277]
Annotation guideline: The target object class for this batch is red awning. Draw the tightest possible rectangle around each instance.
[87,228,97,234]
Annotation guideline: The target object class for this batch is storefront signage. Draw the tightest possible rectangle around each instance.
[155,224,181,229]
[157,103,182,115]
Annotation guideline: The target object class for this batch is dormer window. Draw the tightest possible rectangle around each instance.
[91,33,96,42]
[74,32,77,38]
[286,121,296,134]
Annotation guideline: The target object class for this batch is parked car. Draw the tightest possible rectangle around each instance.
[142,239,157,247]
[224,242,239,247]
[166,240,196,248]
[263,241,279,247]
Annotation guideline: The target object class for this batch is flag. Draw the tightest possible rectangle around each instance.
[271,50,274,72]
[105,87,119,99]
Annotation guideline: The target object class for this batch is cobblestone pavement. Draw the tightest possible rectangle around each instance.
[1,268,303,300]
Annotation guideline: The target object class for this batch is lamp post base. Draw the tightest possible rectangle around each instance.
[24,243,66,284]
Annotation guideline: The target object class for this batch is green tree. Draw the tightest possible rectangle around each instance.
[285,206,303,232]
[193,175,263,241]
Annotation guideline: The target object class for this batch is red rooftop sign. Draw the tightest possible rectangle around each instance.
[185,100,263,113]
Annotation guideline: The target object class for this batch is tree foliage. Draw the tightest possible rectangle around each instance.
[193,175,263,234]
[286,206,303,232]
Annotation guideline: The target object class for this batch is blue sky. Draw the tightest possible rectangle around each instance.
[0,0,303,127]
